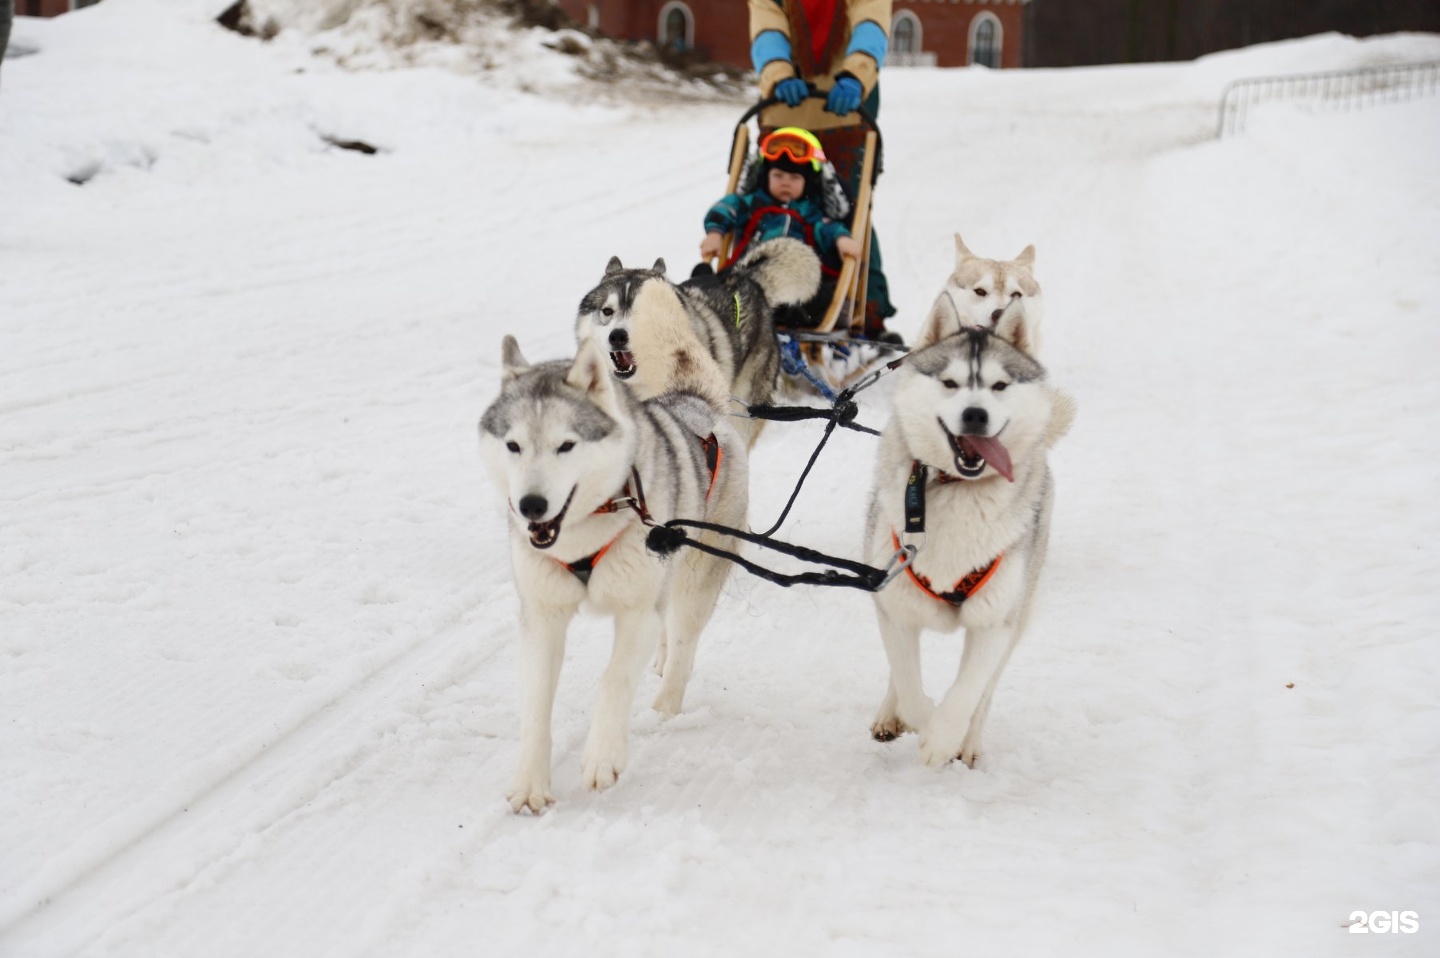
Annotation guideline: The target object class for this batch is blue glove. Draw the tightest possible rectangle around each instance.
[775,77,809,107]
[825,75,863,115]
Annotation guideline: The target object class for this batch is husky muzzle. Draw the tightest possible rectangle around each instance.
[607,328,636,380]
[938,415,1014,482]
[517,486,576,549]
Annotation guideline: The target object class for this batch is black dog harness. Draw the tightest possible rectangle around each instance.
[894,460,1002,607]
[556,434,722,585]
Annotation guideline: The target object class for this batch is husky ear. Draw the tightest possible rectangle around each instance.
[915,292,960,350]
[605,256,624,275]
[501,335,530,381]
[651,258,667,276]
[954,233,975,263]
[992,299,1035,355]
[1014,244,1036,268]
[565,338,617,402]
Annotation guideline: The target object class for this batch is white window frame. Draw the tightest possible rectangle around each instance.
[968,11,1003,68]
[892,10,922,56]
[657,1,695,52]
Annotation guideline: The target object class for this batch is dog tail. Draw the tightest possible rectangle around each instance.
[628,279,730,409]
[1047,389,1077,448]
[736,237,822,307]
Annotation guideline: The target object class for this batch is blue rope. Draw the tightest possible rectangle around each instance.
[777,335,837,401]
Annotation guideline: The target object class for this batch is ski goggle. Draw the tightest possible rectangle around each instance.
[759,128,826,171]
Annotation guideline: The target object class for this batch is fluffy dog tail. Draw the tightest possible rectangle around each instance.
[628,279,730,410]
[1047,390,1077,448]
[736,237,822,307]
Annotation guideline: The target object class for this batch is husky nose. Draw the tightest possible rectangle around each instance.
[990,307,1005,323]
[961,407,989,432]
[517,495,548,521]
[608,328,629,349]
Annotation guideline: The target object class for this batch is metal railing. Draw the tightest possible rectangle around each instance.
[1217,60,1440,138]
[889,52,937,68]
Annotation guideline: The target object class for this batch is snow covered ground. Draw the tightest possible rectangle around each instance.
[2,2,1438,954]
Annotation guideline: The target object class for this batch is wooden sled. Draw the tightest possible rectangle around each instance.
[711,92,900,399]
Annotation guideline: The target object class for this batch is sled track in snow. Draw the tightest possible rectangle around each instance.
[0,610,502,950]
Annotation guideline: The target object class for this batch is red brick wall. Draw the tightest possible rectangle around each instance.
[897,1,1028,68]
[687,0,752,66]
[559,0,752,65]
[17,0,75,16]
[558,0,1031,70]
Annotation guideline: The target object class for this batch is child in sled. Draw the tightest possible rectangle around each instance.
[696,126,861,330]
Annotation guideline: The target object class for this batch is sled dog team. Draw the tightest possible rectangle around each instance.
[479,234,1073,814]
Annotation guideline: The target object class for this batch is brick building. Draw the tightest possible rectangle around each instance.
[16,0,99,16]
[556,0,1032,70]
[892,0,1031,68]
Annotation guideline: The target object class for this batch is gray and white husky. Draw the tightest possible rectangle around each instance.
[575,237,820,446]
[937,233,1046,353]
[480,280,748,814]
[863,295,1075,768]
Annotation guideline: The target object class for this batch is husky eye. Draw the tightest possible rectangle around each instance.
[601,307,615,318]
[556,441,575,454]
[1010,291,1022,299]
[505,441,521,453]
[941,379,959,390]
[974,288,988,298]
[992,382,1009,392]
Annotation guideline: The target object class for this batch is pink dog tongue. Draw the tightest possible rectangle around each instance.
[960,435,1014,482]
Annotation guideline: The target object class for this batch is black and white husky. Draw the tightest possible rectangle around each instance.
[480,280,748,814]
[863,296,1075,768]
[575,237,820,446]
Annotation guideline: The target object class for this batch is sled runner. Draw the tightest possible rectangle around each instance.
[707,89,899,399]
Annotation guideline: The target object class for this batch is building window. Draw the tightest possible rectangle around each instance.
[969,13,1002,68]
[586,4,599,30]
[892,11,921,55]
[658,2,694,52]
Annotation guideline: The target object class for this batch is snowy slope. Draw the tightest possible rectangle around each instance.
[2,2,1438,955]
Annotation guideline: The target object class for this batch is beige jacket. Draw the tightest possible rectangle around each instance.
[749,0,893,130]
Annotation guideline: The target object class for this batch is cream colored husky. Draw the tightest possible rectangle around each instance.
[934,233,1046,353]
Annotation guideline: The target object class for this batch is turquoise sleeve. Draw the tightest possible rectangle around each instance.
[751,30,792,73]
[847,20,888,69]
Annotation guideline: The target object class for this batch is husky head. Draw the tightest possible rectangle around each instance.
[892,298,1069,483]
[575,257,668,382]
[478,337,633,550]
[937,233,1045,349]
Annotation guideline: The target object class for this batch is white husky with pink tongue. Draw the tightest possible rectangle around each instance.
[862,296,1075,769]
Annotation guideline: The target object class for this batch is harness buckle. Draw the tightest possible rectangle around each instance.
[877,543,918,590]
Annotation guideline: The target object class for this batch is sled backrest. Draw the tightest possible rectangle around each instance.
[715,125,750,267]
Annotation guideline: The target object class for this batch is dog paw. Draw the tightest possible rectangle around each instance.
[651,687,683,718]
[870,716,911,742]
[506,780,556,815]
[956,734,982,768]
[583,757,623,792]
[872,695,932,743]
[917,724,966,769]
[581,735,628,792]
